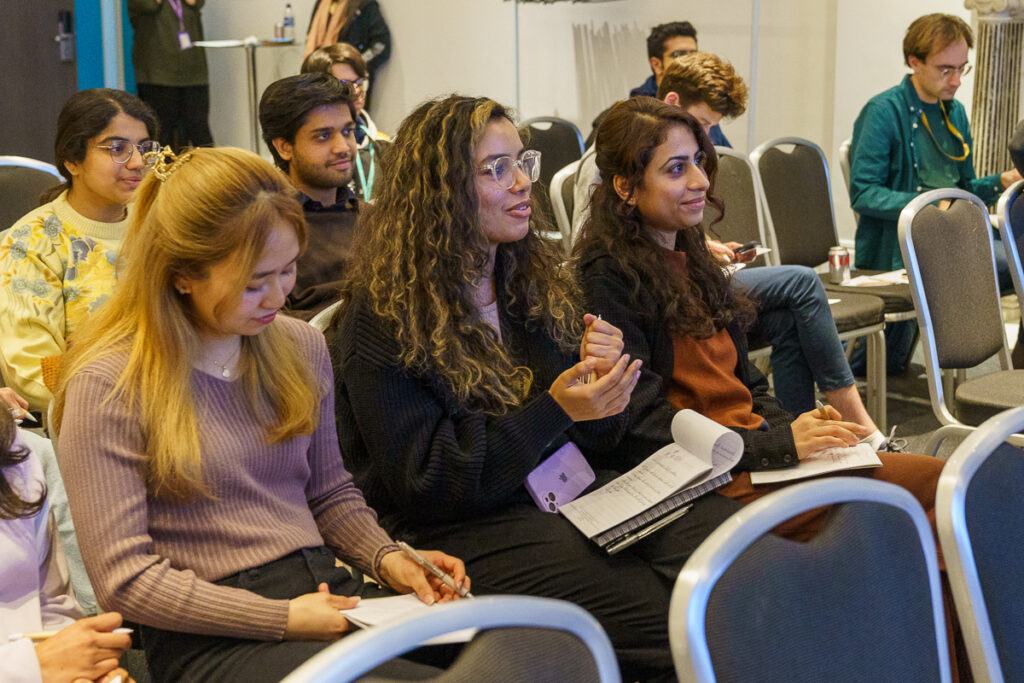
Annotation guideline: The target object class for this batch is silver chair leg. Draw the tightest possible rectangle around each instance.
[866,329,887,433]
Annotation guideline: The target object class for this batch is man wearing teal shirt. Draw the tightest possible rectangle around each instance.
[849,13,1021,371]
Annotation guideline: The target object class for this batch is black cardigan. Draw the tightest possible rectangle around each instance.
[578,244,799,474]
[328,260,627,534]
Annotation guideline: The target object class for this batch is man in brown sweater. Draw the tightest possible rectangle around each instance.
[259,73,360,320]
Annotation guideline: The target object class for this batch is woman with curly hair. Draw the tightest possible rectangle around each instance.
[329,94,742,681]
[574,96,945,538]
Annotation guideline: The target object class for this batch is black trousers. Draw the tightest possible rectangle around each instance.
[402,493,742,683]
[140,547,442,682]
[137,83,214,149]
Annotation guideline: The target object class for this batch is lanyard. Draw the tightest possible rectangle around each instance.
[355,138,375,202]
[920,101,970,162]
[166,0,186,30]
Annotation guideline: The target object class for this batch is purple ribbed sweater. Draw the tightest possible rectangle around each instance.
[59,316,397,640]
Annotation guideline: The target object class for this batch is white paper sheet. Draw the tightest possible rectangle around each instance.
[560,410,742,537]
[340,594,476,645]
[843,269,908,287]
[749,442,882,485]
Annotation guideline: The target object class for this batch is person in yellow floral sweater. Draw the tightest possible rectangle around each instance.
[0,89,158,411]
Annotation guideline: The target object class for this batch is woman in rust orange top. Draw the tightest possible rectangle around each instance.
[575,97,944,539]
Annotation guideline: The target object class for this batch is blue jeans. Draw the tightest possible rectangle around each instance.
[735,265,855,415]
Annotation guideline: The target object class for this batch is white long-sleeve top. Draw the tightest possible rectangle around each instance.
[0,429,84,683]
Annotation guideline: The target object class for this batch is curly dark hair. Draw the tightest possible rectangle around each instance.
[0,410,44,520]
[574,96,755,338]
[337,94,582,414]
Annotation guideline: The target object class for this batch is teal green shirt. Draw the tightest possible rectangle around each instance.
[849,75,1002,270]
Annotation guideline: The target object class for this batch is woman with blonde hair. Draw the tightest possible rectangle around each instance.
[53,146,467,682]
[328,94,741,681]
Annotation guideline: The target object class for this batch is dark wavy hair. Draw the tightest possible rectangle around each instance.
[42,89,158,204]
[574,96,755,338]
[336,94,581,414]
[0,411,44,520]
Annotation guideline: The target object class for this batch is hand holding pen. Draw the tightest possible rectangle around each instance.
[383,543,471,604]
[579,314,622,381]
[790,401,868,460]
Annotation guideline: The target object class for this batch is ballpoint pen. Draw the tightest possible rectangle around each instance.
[815,400,830,420]
[8,627,133,643]
[583,314,602,385]
[398,541,473,599]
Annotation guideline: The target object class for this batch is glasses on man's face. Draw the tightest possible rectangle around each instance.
[484,150,541,190]
[95,140,162,166]
[338,77,369,93]
[932,62,972,79]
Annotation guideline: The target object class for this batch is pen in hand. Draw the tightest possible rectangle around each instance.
[815,400,831,420]
[582,314,602,385]
[398,541,473,599]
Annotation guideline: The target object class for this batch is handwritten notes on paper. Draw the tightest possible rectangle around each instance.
[560,410,743,538]
[749,442,882,485]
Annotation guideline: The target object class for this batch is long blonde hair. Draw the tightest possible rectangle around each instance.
[53,147,314,499]
[337,95,581,414]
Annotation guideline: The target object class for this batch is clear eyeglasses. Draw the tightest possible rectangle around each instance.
[936,63,972,79]
[337,77,369,92]
[95,140,163,166]
[484,150,541,190]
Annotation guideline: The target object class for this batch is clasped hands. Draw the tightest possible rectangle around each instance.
[549,313,642,422]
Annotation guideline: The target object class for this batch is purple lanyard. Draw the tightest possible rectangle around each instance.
[166,0,185,30]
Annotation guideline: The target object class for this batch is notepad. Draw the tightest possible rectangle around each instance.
[560,410,742,550]
[843,269,908,287]
[340,594,476,645]
[749,442,882,485]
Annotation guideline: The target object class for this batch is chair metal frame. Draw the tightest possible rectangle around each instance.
[713,146,777,265]
[898,188,1020,454]
[670,477,951,683]
[837,138,860,225]
[996,179,1024,323]
[549,158,581,254]
[936,405,1024,683]
[0,155,62,179]
[749,136,888,429]
[281,595,622,683]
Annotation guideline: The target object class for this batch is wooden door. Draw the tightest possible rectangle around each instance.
[0,0,78,163]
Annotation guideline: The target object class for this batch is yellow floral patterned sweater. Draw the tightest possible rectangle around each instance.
[0,192,128,410]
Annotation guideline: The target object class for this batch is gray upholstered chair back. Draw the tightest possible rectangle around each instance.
[902,198,1003,368]
[671,478,950,682]
[750,138,838,268]
[938,406,1024,682]
[0,157,63,231]
[521,117,585,223]
[703,147,769,260]
[282,595,621,683]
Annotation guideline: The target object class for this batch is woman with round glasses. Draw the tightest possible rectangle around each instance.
[302,43,388,201]
[327,94,741,681]
[0,89,158,412]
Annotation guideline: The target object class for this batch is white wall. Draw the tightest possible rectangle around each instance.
[200,0,987,241]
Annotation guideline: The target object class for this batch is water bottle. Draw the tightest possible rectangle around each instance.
[283,3,295,41]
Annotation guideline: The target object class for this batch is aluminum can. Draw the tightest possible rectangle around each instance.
[828,246,851,284]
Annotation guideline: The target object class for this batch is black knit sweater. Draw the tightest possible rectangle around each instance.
[578,244,799,474]
[328,262,627,534]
